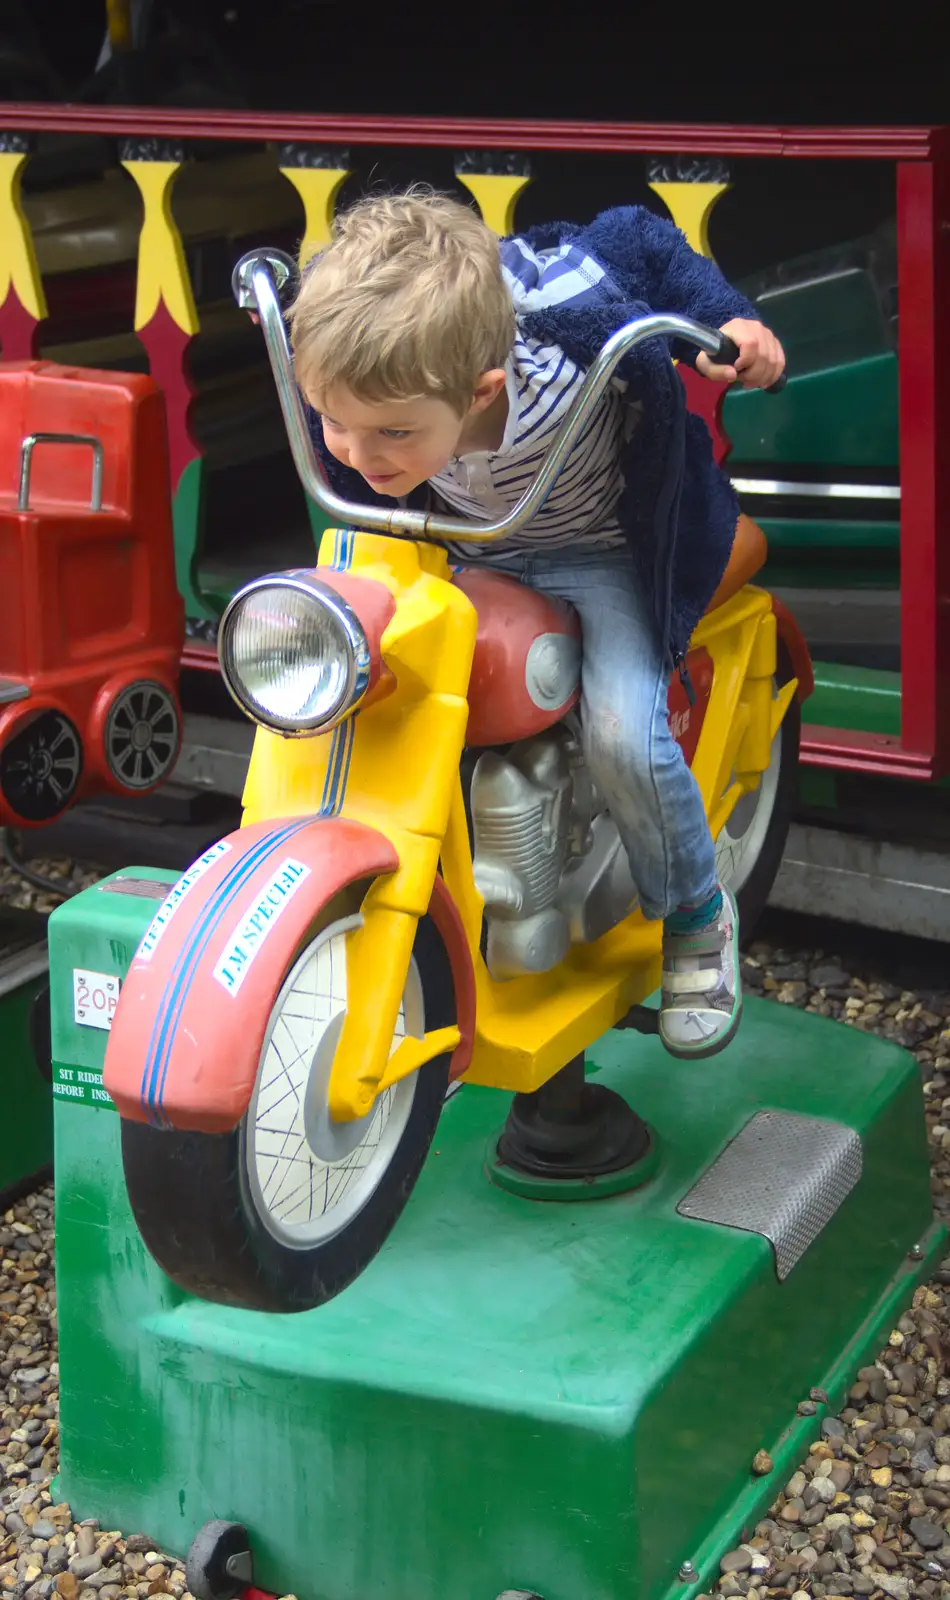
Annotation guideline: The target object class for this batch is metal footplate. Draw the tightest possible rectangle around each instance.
[677,1110,862,1279]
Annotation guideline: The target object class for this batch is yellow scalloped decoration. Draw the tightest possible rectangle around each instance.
[456,171,532,237]
[648,180,731,260]
[0,152,47,322]
[121,158,199,335]
[279,166,351,268]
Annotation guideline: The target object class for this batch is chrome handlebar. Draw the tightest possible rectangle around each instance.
[233,247,740,546]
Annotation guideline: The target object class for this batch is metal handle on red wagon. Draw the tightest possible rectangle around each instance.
[233,247,763,546]
[18,432,105,513]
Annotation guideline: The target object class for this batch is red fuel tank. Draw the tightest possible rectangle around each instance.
[454,565,714,763]
[452,566,582,747]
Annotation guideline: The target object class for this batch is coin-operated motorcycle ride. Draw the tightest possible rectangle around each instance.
[49,247,939,1600]
[103,250,811,1312]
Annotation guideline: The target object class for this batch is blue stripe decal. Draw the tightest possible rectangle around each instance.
[149,817,316,1124]
[141,818,311,1121]
[318,715,356,820]
[146,717,359,1120]
[318,726,340,812]
[334,718,356,811]
[140,820,300,1104]
[143,819,310,1119]
[319,724,346,815]
[329,526,356,571]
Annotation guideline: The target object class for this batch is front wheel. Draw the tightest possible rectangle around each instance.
[714,644,800,933]
[120,888,454,1312]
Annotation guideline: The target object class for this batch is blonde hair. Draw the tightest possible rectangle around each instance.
[287,189,515,416]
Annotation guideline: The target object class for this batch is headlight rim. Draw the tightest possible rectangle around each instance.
[217,569,372,736]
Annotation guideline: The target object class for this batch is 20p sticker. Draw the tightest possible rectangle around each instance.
[73,969,120,1031]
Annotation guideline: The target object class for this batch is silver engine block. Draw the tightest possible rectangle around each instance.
[470,724,636,980]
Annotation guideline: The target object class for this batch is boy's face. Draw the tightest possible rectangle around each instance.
[310,373,506,496]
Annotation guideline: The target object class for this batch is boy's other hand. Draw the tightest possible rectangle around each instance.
[696,319,785,389]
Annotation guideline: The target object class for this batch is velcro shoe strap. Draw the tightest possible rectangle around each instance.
[663,967,723,995]
[664,928,726,957]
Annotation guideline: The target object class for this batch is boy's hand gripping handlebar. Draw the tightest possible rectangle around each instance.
[710,332,787,395]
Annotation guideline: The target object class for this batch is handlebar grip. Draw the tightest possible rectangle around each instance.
[232,248,298,316]
[713,333,741,370]
[708,332,787,395]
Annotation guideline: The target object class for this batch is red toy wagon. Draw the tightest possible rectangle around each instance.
[0,361,184,826]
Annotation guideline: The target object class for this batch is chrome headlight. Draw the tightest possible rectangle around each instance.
[218,571,371,734]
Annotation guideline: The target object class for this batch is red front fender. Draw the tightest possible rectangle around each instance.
[104,815,477,1132]
[771,595,814,703]
[104,815,399,1132]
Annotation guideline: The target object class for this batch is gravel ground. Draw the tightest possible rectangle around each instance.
[3,861,950,1600]
[0,856,100,918]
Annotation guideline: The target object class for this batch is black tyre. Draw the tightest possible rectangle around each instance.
[185,1521,252,1600]
[714,643,800,934]
[120,888,454,1312]
[0,709,82,822]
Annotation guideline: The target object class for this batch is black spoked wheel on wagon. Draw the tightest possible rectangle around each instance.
[120,889,455,1312]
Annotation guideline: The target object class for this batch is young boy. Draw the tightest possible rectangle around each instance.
[287,191,785,1060]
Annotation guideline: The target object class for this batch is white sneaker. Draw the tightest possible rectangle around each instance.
[659,885,742,1060]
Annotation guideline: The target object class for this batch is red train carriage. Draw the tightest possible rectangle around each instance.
[0,361,183,825]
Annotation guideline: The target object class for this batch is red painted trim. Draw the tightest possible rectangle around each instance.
[1,104,946,159]
[0,288,40,361]
[135,300,199,492]
[800,725,934,781]
[771,598,815,703]
[427,875,475,1082]
[182,641,219,671]
[896,158,950,775]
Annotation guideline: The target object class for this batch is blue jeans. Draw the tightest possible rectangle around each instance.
[477,549,718,921]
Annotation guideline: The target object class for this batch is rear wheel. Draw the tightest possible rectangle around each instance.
[714,645,800,933]
[120,887,454,1311]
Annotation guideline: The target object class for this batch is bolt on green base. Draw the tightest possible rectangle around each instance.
[48,875,944,1600]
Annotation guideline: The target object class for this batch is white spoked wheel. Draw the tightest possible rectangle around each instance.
[120,890,455,1312]
[243,915,423,1249]
[713,663,800,932]
[715,725,783,900]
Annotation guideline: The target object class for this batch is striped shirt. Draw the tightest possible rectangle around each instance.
[433,241,634,561]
